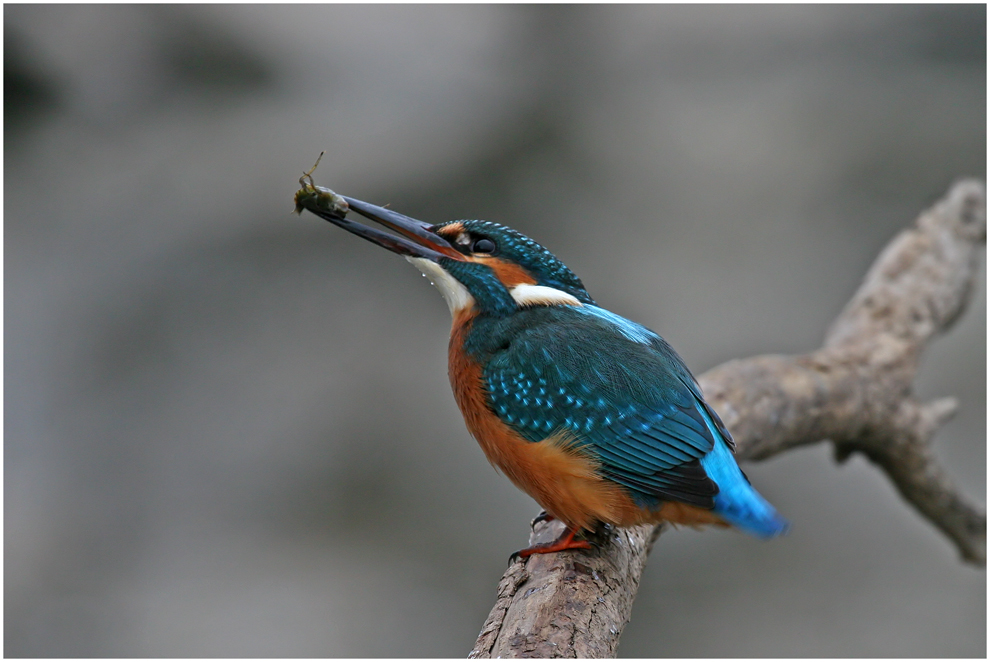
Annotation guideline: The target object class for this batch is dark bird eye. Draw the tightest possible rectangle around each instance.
[472,237,496,254]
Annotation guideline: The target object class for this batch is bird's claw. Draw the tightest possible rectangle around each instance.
[507,526,595,566]
[530,510,555,529]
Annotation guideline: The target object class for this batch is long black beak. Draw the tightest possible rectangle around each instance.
[294,183,462,262]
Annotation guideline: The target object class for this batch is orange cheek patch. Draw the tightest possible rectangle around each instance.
[469,256,536,288]
[436,222,466,238]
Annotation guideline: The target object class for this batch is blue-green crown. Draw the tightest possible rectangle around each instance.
[435,219,594,306]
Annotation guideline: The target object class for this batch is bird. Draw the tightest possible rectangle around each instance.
[294,169,788,558]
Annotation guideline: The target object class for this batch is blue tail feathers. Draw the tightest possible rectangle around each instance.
[697,409,789,538]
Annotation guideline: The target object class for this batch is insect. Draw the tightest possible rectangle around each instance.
[293,152,349,218]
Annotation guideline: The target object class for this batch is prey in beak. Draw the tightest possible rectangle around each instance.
[293,153,462,263]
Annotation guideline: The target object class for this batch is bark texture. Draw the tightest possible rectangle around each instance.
[469,179,986,659]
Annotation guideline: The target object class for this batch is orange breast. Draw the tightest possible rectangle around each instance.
[446,312,728,533]
[446,314,637,531]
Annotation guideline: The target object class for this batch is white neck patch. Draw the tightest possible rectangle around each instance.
[406,257,475,316]
[406,258,581,316]
[510,283,582,308]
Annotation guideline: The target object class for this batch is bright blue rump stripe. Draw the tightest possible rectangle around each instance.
[696,406,789,537]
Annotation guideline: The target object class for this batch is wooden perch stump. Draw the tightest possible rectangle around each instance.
[469,179,986,659]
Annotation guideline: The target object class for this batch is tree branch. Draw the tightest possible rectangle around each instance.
[469,179,986,658]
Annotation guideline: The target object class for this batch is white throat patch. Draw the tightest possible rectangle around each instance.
[406,257,475,316]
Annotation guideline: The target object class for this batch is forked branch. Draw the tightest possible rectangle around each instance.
[469,179,986,659]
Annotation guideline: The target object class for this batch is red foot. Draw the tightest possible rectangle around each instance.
[513,527,593,559]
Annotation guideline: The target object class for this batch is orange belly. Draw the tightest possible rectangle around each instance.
[447,313,727,532]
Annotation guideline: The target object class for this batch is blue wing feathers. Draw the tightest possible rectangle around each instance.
[469,305,786,534]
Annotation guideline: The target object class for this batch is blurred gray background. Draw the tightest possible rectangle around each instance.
[5,5,986,657]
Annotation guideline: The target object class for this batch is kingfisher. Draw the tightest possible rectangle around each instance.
[294,165,788,557]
